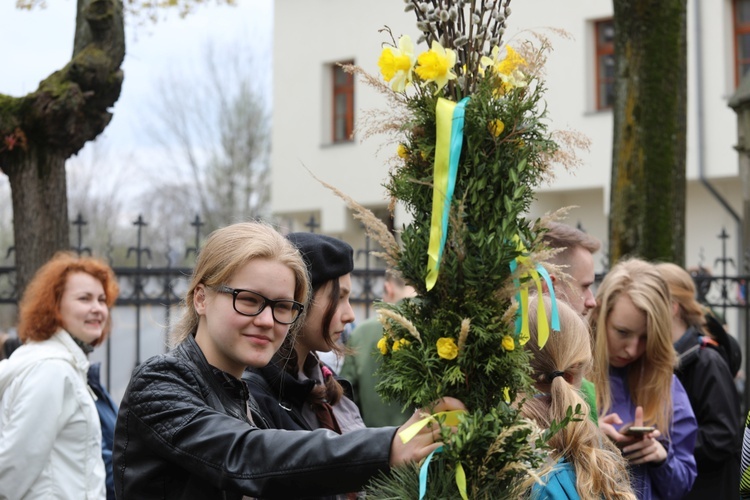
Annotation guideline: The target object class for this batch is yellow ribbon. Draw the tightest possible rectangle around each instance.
[400,409,469,500]
[455,462,468,500]
[426,98,457,290]
[398,409,466,444]
[511,235,550,348]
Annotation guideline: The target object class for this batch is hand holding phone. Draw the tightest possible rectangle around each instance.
[621,424,656,437]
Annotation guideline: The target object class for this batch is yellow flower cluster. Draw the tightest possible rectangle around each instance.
[378,336,412,355]
[378,35,457,93]
[378,35,527,97]
[480,45,528,94]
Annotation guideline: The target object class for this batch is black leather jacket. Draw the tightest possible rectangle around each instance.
[113,334,396,499]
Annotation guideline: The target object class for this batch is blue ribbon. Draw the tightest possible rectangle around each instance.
[426,97,471,290]
[419,445,443,499]
[509,256,561,341]
[535,264,560,331]
[436,96,470,267]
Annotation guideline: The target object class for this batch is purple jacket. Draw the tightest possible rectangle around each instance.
[607,367,698,499]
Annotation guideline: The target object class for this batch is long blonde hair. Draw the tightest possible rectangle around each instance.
[589,259,676,433]
[169,222,310,347]
[655,262,706,332]
[523,297,636,500]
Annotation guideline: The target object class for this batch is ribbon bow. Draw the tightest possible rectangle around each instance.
[509,235,560,348]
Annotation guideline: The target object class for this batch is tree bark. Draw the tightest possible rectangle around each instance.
[609,0,687,265]
[0,0,124,293]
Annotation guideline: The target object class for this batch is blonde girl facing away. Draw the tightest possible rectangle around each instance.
[522,297,636,500]
[590,259,698,499]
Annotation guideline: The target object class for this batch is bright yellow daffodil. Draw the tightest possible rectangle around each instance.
[377,336,389,355]
[415,41,457,94]
[436,337,459,360]
[378,35,416,92]
[480,45,528,93]
[502,335,516,351]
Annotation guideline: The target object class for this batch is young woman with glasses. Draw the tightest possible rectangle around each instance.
[113,222,462,500]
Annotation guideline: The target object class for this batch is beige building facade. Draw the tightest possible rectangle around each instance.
[271,0,742,287]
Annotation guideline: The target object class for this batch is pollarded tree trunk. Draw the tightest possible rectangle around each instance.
[7,148,70,294]
[0,0,125,293]
[609,0,687,265]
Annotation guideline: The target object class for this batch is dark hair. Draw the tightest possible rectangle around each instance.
[18,252,119,346]
[280,278,345,407]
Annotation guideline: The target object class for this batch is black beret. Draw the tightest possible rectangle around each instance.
[286,232,354,289]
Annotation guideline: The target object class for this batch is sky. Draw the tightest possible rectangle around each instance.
[0,0,272,206]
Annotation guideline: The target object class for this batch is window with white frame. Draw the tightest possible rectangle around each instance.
[594,19,615,110]
[332,61,354,143]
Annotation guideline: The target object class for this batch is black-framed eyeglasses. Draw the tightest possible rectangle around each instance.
[214,285,304,325]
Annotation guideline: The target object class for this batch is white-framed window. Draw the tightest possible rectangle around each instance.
[331,61,354,143]
[594,18,615,110]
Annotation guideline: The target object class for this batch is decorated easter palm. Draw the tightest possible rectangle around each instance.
[323,1,583,497]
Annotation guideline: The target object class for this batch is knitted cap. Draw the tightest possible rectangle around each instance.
[286,232,354,289]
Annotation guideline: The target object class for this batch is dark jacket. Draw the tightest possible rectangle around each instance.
[244,360,318,431]
[88,362,118,500]
[113,333,396,500]
[243,355,358,432]
[675,326,742,500]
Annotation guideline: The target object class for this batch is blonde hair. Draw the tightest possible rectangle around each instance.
[589,259,676,433]
[655,262,706,332]
[523,297,636,500]
[169,222,310,347]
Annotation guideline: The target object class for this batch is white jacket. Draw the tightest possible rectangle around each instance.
[0,330,105,499]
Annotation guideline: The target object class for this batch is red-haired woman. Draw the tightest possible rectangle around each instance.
[0,252,119,499]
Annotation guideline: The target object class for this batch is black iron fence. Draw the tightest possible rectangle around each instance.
[2,217,748,410]
[688,229,750,413]
[0,213,386,402]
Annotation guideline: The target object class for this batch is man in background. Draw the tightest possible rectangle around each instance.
[541,221,601,422]
[340,269,417,427]
[541,221,600,319]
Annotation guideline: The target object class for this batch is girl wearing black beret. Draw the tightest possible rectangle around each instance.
[245,232,366,441]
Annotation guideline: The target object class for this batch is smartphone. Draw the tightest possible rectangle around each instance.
[621,425,656,437]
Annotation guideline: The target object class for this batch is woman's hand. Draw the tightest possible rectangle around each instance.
[600,406,667,465]
[599,412,631,446]
[621,429,667,465]
[389,397,466,467]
